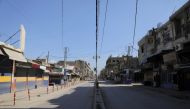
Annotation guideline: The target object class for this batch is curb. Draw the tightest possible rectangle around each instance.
[93,82,106,109]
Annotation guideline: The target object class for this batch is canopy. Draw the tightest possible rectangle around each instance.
[3,47,27,62]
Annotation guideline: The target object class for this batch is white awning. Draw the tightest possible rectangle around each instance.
[40,65,50,73]
[40,65,46,70]
[3,48,27,62]
[66,65,75,70]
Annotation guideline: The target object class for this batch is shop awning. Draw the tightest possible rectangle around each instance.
[32,63,40,69]
[48,72,64,76]
[40,65,46,70]
[3,48,27,62]
[40,65,50,73]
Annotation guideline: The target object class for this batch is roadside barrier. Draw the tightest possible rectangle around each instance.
[28,89,30,101]
[47,87,49,94]
[0,80,81,106]
[13,92,16,105]
[53,85,54,92]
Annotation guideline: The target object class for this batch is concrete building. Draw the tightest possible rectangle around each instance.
[138,1,190,90]
[138,29,157,86]
[170,1,190,90]
[104,55,140,83]
[57,60,94,80]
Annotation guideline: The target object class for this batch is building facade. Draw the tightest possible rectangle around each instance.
[57,60,94,80]
[138,1,190,90]
[104,55,140,83]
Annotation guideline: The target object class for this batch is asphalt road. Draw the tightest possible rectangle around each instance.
[100,81,190,109]
[30,81,94,109]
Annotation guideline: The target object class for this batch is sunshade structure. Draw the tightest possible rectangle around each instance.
[0,42,49,93]
[0,42,27,62]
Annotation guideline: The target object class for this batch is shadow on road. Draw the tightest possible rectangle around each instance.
[31,83,94,109]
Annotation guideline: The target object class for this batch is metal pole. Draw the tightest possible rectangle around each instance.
[64,47,67,68]
[47,51,49,63]
[96,0,98,82]
[11,60,16,93]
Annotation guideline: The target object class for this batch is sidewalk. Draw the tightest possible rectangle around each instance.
[132,83,190,100]
[0,80,82,108]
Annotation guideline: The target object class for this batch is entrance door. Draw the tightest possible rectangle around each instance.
[184,72,190,90]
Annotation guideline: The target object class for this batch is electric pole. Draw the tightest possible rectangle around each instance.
[95,0,99,86]
[64,47,68,69]
[47,51,49,64]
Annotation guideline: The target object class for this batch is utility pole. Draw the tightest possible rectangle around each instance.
[63,47,68,81]
[127,46,131,56]
[47,51,49,64]
[64,47,68,69]
[95,0,99,87]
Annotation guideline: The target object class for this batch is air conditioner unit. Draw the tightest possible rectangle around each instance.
[175,43,183,51]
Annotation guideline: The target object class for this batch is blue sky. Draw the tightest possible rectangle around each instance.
[0,0,188,73]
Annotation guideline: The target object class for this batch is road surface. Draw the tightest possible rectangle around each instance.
[100,81,190,109]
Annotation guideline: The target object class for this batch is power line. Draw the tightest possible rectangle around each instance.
[49,55,93,60]
[100,0,109,55]
[5,0,30,22]
[132,0,139,55]
[10,40,20,45]
[61,0,64,49]
[4,29,20,43]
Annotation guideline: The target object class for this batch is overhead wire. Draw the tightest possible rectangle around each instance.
[4,29,20,43]
[10,40,20,45]
[61,0,64,50]
[100,0,109,56]
[132,0,139,55]
[5,0,30,23]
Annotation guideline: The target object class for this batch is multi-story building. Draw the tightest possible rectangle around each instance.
[138,1,190,90]
[170,1,190,90]
[105,55,139,82]
[57,60,94,80]
[105,56,123,80]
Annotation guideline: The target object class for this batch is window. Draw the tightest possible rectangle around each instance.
[141,46,144,53]
[148,38,153,44]
[112,60,115,63]
[156,37,160,45]
[186,7,190,20]
[174,19,182,39]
